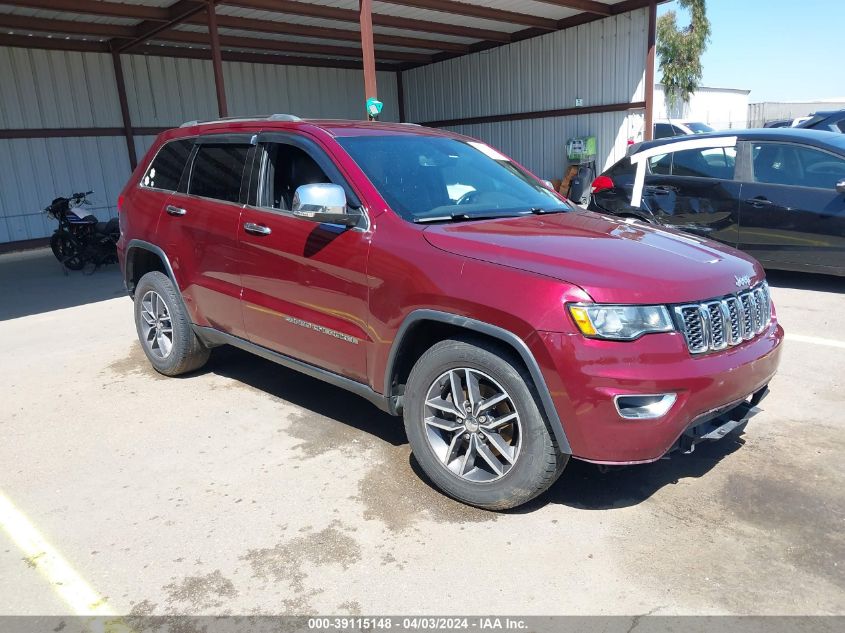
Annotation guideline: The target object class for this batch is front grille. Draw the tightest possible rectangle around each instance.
[674,282,771,354]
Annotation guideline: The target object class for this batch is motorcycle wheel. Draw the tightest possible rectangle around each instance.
[50,231,85,271]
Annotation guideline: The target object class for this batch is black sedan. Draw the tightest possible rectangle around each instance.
[589,128,845,276]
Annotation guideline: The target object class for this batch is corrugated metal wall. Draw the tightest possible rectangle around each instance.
[402,8,648,178]
[0,47,399,243]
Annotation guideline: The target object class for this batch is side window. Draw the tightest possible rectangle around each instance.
[188,143,251,203]
[654,124,673,139]
[671,125,686,136]
[648,153,672,175]
[752,143,845,189]
[142,139,193,191]
[262,143,330,211]
[671,147,736,179]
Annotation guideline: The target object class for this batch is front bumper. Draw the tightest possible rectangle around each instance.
[533,320,783,463]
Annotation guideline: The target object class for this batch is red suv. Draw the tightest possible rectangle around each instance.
[117,115,783,510]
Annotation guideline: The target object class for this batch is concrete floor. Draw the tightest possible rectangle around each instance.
[0,248,843,617]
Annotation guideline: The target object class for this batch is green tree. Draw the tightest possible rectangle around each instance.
[656,0,711,109]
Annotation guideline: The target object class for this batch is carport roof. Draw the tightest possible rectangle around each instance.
[0,0,657,71]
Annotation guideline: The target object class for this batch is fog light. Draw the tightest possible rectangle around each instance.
[614,393,677,420]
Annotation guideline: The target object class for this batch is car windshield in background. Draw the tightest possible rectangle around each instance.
[687,122,715,134]
[336,135,571,222]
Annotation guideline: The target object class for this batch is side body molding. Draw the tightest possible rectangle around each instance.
[385,310,572,455]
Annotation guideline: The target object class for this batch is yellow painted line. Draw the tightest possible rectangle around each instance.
[787,333,845,350]
[0,491,133,630]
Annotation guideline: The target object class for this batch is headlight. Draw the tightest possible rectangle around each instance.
[568,304,674,340]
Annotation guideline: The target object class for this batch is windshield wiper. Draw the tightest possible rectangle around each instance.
[528,206,567,215]
[413,211,523,224]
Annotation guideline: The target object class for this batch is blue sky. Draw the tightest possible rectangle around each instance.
[658,1,841,102]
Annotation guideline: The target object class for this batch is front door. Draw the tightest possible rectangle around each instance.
[156,134,254,338]
[737,141,845,273]
[238,134,369,382]
[643,145,742,246]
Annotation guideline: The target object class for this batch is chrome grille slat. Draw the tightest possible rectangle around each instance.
[675,283,771,354]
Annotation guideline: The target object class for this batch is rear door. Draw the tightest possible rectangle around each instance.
[156,133,255,337]
[133,137,194,243]
[642,146,742,246]
[238,132,370,382]
[737,140,845,272]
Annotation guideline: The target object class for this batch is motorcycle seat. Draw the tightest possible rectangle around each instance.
[96,218,119,234]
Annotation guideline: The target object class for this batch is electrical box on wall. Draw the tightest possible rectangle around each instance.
[566,136,597,162]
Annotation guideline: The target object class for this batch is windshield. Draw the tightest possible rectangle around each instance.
[686,122,715,134]
[336,135,571,222]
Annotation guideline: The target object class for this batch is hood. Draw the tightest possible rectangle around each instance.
[423,211,764,304]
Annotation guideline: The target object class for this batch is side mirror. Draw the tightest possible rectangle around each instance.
[836,180,845,195]
[292,183,361,227]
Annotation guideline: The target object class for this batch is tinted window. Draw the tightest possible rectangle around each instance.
[752,143,845,189]
[263,144,330,211]
[648,153,671,174]
[337,136,569,222]
[188,143,251,203]
[654,124,674,139]
[142,139,193,191]
[686,122,715,134]
[671,147,736,179]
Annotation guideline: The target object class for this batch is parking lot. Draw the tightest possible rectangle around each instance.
[1,248,843,617]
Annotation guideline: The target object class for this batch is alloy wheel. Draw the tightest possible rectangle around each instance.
[139,290,174,359]
[423,368,522,482]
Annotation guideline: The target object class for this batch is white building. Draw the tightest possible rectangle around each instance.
[655,84,751,131]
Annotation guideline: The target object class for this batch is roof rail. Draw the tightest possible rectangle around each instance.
[180,114,301,127]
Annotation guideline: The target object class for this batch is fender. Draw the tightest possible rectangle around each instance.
[385,309,572,455]
[124,239,180,295]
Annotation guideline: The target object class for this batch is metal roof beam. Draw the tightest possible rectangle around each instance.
[529,0,613,16]
[135,44,400,71]
[0,0,170,22]
[0,33,108,52]
[115,0,212,52]
[0,14,136,38]
[375,0,558,29]
[183,13,470,53]
[151,29,433,64]
[223,0,512,42]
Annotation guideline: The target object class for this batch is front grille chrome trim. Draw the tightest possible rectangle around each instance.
[674,282,771,355]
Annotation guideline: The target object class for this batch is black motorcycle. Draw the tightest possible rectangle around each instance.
[44,191,119,272]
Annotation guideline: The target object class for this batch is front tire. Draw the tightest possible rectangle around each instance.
[50,231,84,270]
[404,337,568,510]
[133,271,209,376]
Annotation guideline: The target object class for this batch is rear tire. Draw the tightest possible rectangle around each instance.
[404,337,568,510]
[133,271,209,376]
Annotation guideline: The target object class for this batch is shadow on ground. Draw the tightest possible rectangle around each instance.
[202,345,745,512]
[203,345,406,447]
[0,248,124,321]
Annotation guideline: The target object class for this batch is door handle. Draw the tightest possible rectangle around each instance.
[243,222,272,236]
[166,204,187,216]
[745,197,774,207]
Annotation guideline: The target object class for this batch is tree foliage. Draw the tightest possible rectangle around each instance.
[656,0,711,108]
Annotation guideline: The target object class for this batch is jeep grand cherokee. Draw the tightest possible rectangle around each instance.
[117,115,783,510]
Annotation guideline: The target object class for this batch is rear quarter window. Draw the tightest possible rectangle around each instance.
[142,139,194,191]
